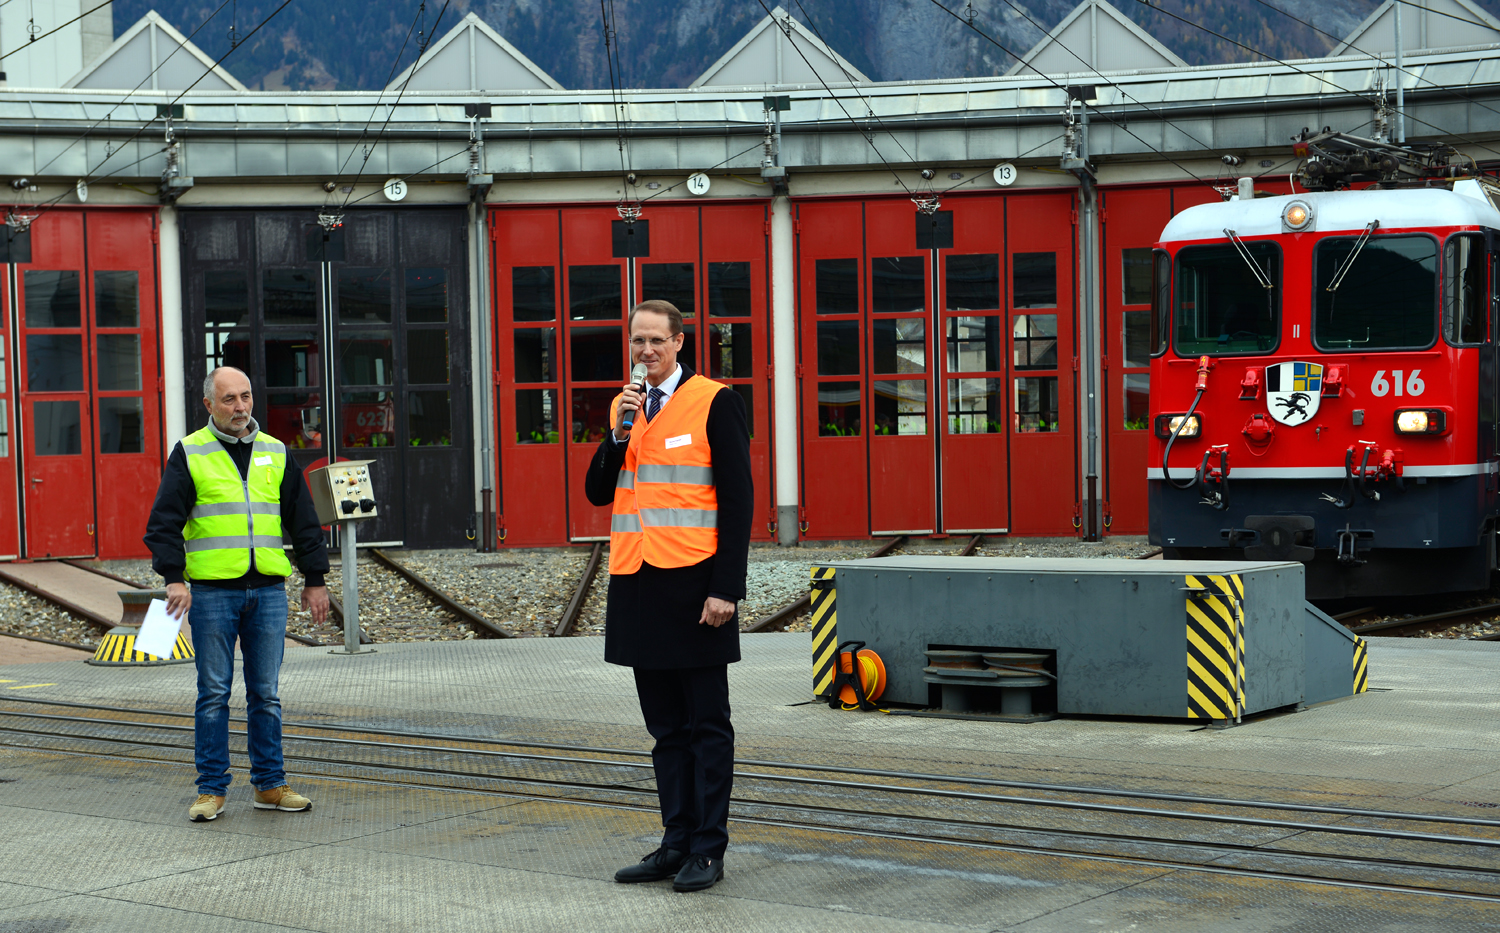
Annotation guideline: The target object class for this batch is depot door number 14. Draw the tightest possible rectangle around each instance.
[1369,369,1425,397]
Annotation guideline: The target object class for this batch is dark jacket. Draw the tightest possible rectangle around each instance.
[143,419,331,589]
[584,369,752,669]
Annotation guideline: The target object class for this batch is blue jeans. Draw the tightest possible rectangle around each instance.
[189,584,287,795]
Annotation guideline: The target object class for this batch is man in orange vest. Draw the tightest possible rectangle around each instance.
[585,299,752,893]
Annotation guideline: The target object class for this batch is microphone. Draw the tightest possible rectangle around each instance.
[620,363,649,430]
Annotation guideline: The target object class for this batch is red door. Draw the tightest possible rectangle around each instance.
[494,208,568,546]
[1006,192,1078,536]
[865,200,936,535]
[796,201,867,539]
[16,212,95,557]
[697,203,774,541]
[87,210,162,558]
[1101,187,1173,535]
[494,204,774,547]
[561,209,628,541]
[939,195,1010,534]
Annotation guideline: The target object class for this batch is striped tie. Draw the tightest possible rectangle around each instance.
[645,386,664,423]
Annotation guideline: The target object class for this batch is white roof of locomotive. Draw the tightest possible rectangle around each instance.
[1159,182,1500,243]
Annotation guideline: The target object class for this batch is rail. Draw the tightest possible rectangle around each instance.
[0,566,115,635]
[552,543,603,638]
[5,696,1499,904]
[368,549,512,639]
[1349,602,1500,637]
[745,536,907,634]
[60,560,145,589]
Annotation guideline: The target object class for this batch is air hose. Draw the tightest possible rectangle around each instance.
[1162,356,1212,490]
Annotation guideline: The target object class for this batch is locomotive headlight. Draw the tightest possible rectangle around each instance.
[1395,408,1447,434]
[1155,413,1202,439]
[1282,200,1314,232]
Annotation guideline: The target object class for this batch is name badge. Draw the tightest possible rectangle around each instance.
[253,455,273,466]
[664,434,692,450]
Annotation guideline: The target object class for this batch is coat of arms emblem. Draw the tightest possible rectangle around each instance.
[1265,361,1322,425]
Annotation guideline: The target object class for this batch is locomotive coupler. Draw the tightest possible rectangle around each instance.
[1336,525,1375,566]
[1197,445,1230,510]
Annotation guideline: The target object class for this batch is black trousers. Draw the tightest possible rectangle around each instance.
[632,665,734,859]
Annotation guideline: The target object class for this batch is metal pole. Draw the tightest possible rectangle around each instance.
[1075,103,1101,542]
[1394,0,1406,143]
[158,205,187,447]
[341,521,359,653]
[771,193,798,545]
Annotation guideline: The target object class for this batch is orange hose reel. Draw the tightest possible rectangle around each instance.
[836,645,887,707]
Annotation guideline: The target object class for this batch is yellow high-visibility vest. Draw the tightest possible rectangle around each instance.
[181,426,293,580]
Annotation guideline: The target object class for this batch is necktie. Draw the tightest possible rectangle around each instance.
[645,387,664,423]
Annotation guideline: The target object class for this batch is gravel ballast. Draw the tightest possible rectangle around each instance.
[0,585,101,648]
[15,541,1500,645]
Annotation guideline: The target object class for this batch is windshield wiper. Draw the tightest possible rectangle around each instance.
[1326,220,1380,293]
[1223,229,1272,289]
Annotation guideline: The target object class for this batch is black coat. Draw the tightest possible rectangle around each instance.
[583,370,752,669]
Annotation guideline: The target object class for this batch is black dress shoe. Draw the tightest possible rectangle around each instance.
[614,846,686,883]
[672,854,724,892]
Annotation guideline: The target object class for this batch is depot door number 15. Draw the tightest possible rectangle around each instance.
[1370,369,1425,397]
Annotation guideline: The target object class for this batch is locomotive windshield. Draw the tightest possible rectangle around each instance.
[1173,242,1279,356]
[1313,234,1437,350]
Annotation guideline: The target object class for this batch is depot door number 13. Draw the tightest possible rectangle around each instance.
[1370,369,1425,397]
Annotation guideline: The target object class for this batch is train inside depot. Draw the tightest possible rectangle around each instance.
[1149,131,1500,599]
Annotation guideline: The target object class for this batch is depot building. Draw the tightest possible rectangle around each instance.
[2,0,1499,559]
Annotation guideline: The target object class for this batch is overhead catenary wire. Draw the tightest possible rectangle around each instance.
[24,0,234,182]
[328,0,433,189]
[752,0,913,195]
[339,0,453,212]
[789,0,920,167]
[21,0,295,220]
[1239,0,1500,130]
[336,145,474,207]
[601,0,632,180]
[0,0,114,62]
[1122,0,1500,161]
[637,141,768,204]
[920,0,1214,187]
[982,0,1218,157]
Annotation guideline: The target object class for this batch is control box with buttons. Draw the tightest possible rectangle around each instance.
[307,460,379,525]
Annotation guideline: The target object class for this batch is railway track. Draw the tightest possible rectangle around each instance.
[308,549,513,645]
[0,552,513,651]
[744,535,911,634]
[1333,600,1500,640]
[0,560,141,651]
[2,693,1498,902]
[553,536,1163,637]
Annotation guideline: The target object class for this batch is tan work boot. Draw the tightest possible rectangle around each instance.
[189,794,225,822]
[253,785,312,812]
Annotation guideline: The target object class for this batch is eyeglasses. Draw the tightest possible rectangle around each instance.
[629,336,679,348]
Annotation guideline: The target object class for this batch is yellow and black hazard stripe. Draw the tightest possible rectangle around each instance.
[1186,573,1246,721]
[1353,635,1369,694]
[809,566,838,698]
[87,629,195,666]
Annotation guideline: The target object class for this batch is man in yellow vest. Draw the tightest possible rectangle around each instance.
[144,366,331,823]
[585,300,752,893]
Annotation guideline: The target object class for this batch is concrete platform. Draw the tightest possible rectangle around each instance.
[0,634,1497,931]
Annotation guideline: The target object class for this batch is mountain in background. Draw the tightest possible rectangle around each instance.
[110,0,1500,91]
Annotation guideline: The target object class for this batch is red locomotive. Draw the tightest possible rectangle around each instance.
[1149,133,1500,598]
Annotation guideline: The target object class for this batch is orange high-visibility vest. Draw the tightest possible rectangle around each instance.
[609,374,726,574]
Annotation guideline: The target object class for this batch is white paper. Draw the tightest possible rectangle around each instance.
[135,599,180,659]
[664,434,692,449]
